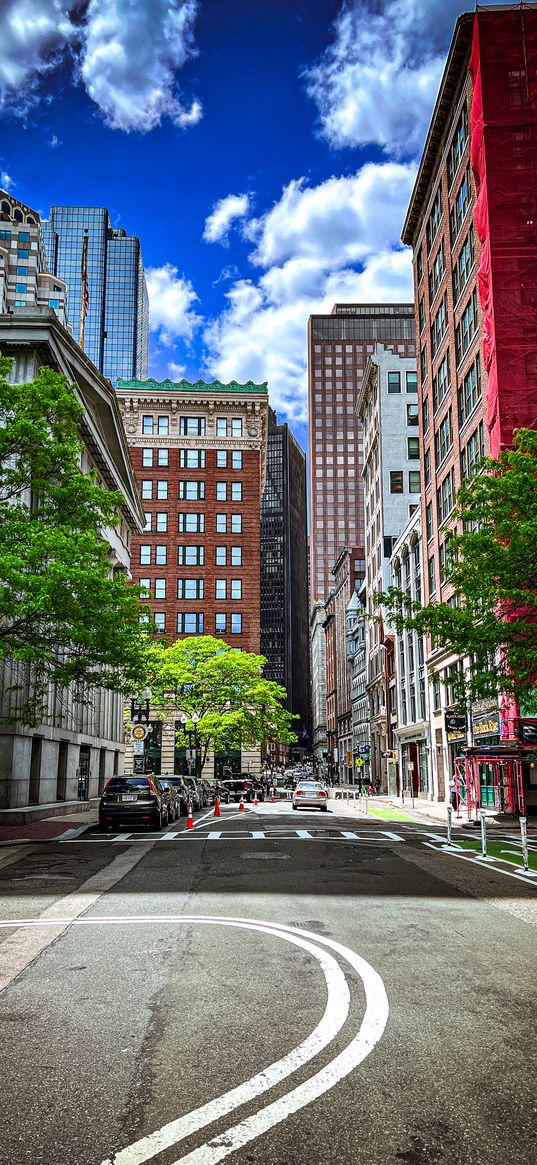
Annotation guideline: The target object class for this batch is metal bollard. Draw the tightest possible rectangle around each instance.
[520,815,529,873]
[365,794,368,814]
[446,804,452,846]
[479,809,488,859]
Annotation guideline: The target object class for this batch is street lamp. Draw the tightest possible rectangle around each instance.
[130,687,151,774]
[131,686,151,724]
[178,711,200,780]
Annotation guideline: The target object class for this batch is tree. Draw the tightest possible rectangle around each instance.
[377,428,537,712]
[145,636,298,773]
[0,357,146,725]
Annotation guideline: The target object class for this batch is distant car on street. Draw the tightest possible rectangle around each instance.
[161,775,190,816]
[183,776,203,810]
[292,781,328,812]
[158,777,181,822]
[219,778,263,803]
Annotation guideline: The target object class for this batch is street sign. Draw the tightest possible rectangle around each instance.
[518,719,537,744]
[186,748,195,764]
[355,757,364,767]
[407,762,414,771]
[444,712,465,731]
[132,724,147,741]
[133,740,144,755]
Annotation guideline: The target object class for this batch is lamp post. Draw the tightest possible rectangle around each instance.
[131,686,151,724]
[178,711,200,782]
[130,687,151,774]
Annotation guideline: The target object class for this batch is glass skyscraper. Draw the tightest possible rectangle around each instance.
[42,206,148,383]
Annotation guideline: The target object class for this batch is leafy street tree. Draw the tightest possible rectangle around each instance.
[145,635,298,774]
[377,428,537,712]
[0,357,146,725]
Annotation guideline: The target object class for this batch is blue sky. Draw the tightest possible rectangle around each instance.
[0,1,494,451]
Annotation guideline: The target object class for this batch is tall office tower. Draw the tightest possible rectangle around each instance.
[307,303,416,606]
[0,190,68,326]
[115,375,269,778]
[43,206,149,383]
[357,345,419,792]
[260,409,310,754]
[402,5,537,792]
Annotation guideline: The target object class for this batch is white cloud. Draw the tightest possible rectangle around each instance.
[305,0,482,157]
[203,193,251,245]
[0,0,202,133]
[146,263,203,347]
[49,134,61,148]
[203,165,414,424]
[167,360,187,379]
[1,170,14,190]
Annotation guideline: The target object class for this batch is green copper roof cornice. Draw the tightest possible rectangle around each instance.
[116,377,268,395]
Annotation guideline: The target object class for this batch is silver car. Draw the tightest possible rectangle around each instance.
[292,781,328,812]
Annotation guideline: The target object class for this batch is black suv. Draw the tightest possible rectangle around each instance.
[99,776,169,831]
[219,778,263,804]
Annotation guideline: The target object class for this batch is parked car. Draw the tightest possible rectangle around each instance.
[183,775,203,810]
[292,781,328,812]
[162,775,190,816]
[98,776,169,831]
[158,777,181,822]
[219,778,257,803]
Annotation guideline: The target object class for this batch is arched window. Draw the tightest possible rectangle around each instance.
[14,208,23,222]
[1,201,11,215]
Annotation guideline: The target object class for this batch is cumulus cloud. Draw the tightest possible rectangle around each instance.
[203,165,414,423]
[146,263,203,347]
[1,170,14,190]
[305,0,481,157]
[167,360,187,379]
[0,0,202,133]
[203,194,251,245]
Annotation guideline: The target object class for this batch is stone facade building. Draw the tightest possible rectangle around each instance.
[310,599,328,776]
[0,190,68,326]
[115,376,269,778]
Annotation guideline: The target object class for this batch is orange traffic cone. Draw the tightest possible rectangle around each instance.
[214,797,221,818]
[271,791,275,803]
[239,796,245,812]
[253,793,258,807]
[187,800,194,830]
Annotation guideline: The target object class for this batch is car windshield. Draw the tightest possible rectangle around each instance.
[298,782,321,789]
[105,778,150,790]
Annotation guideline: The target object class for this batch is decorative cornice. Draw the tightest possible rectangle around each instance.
[116,376,268,395]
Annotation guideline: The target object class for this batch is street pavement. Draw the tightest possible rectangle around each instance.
[0,800,536,1165]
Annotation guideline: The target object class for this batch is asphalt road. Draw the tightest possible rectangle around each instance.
[0,802,536,1165]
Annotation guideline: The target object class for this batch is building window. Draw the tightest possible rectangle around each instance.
[141,480,152,499]
[177,612,204,634]
[157,416,169,435]
[156,481,168,500]
[179,481,205,500]
[390,471,404,493]
[407,437,420,459]
[418,296,425,334]
[142,415,154,435]
[436,468,455,525]
[215,613,227,633]
[156,449,168,467]
[231,514,242,533]
[231,613,242,634]
[215,546,226,565]
[48,298,60,308]
[432,352,451,413]
[426,186,443,252]
[431,292,448,357]
[144,513,152,531]
[460,420,485,480]
[216,482,227,501]
[155,545,167,565]
[18,230,30,241]
[140,545,151,565]
[455,288,479,365]
[458,354,481,426]
[426,501,433,542]
[406,370,418,394]
[232,451,243,469]
[428,241,446,302]
[450,165,471,244]
[177,579,204,599]
[416,246,423,284]
[231,482,242,501]
[409,470,421,494]
[424,447,431,486]
[0,229,11,240]
[406,403,419,426]
[216,450,227,467]
[231,579,242,599]
[453,225,475,304]
[154,613,166,632]
[17,249,29,258]
[178,513,205,533]
[422,396,430,433]
[216,418,228,437]
[139,578,150,598]
[16,265,28,275]
[231,547,242,566]
[156,513,168,532]
[180,416,206,436]
[177,545,204,566]
[142,448,153,467]
[428,555,436,596]
[434,407,453,468]
[14,299,26,307]
[387,371,401,393]
[447,106,468,188]
[215,579,227,599]
[154,579,166,599]
[216,514,227,533]
[508,68,528,110]
[231,418,242,437]
[15,283,27,293]
[180,449,205,468]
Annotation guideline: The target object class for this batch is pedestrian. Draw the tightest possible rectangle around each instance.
[448,776,457,811]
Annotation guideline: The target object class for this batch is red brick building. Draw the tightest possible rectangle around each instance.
[116,376,269,776]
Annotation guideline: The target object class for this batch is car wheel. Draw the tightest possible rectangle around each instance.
[292,804,298,811]
[321,805,328,812]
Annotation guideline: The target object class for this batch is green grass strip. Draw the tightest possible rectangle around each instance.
[455,838,537,872]
[364,805,416,822]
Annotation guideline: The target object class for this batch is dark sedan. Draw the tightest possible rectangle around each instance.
[98,776,169,831]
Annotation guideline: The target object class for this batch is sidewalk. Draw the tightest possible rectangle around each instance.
[0,807,98,844]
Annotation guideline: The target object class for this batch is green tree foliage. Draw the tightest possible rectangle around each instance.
[0,357,146,724]
[377,429,537,710]
[145,635,297,769]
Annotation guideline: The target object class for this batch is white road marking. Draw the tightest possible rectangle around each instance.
[250,831,266,839]
[380,831,404,843]
[295,829,313,839]
[206,831,223,840]
[340,831,359,839]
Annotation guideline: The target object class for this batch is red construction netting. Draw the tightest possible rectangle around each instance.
[470,3,537,455]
